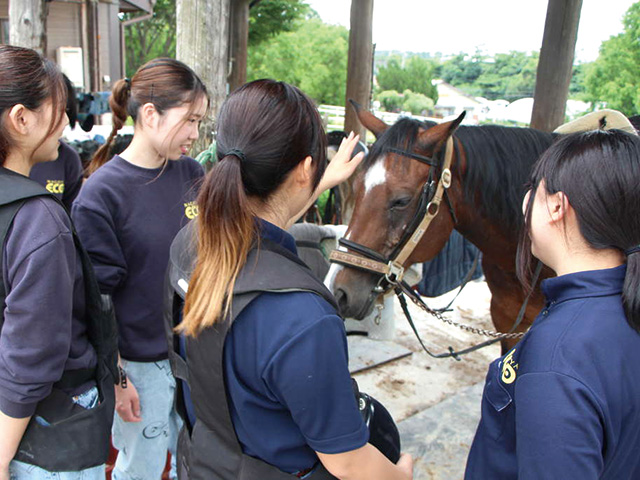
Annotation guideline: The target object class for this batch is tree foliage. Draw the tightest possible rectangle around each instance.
[437,51,538,101]
[583,2,640,115]
[123,0,310,78]
[249,0,311,46]
[247,18,348,105]
[123,0,176,78]
[376,56,439,103]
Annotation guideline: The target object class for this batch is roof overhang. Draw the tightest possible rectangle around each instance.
[119,0,154,14]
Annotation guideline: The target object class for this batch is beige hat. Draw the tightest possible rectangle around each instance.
[554,109,638,136]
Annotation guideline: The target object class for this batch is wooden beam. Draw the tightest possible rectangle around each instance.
[228,0,249,93]
[177,0,230,155]
[530,0,583,132]
[344,0,374,139]
[9,0,48,54]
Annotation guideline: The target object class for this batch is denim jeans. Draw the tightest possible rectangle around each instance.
[9,386,105,480]
[112,359,182,480]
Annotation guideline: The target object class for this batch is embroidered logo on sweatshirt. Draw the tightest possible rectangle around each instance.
[45,179,65,194]
[184,201,199,220]
[501,349,518,384]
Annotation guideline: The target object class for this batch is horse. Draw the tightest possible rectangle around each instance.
[329,104,555,354]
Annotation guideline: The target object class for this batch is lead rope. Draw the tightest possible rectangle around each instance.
[394,261,543,360]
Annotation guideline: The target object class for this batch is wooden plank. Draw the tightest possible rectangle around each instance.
[347,336,412,374]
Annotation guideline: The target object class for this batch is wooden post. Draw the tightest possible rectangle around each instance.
[530,0,583,132]
[344,0,374,139]
[228,0,250,93]
[177,0,230,155]
[9,0,48,54]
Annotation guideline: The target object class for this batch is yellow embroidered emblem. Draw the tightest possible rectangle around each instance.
[45,180,65,194]
[184,201,199,220]
[501,349,518,384]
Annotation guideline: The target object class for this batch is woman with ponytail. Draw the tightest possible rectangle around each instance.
[466,129,640,479]
[168,79,413,480]
[71,58,208,480]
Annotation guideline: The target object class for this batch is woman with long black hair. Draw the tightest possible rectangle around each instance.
[465,128,640,479]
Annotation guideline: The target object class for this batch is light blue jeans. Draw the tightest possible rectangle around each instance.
[112,359,182,480]
[9,386,105,480]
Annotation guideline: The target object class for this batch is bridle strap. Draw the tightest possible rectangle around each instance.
[328,136,455,284]
[394,137,454,266]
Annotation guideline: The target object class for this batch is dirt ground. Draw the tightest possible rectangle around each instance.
[348,278,501,479]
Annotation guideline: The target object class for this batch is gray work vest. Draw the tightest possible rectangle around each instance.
[165,224,340,480]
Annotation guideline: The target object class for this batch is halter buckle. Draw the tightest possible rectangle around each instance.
[385,261,405,284]
[441,168,452,189]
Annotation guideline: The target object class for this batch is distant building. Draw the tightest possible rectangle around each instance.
[0,0,153,92]
[433,80,483,124]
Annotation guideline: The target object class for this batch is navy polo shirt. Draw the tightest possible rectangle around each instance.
[466,265,640,479]
[190,220,368,474]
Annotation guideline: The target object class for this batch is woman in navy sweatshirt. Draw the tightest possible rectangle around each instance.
[465,129,640,479]
[72,59,207,480]
[0,46,101,479]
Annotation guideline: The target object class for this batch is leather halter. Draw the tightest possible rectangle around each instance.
[329,136,455,288]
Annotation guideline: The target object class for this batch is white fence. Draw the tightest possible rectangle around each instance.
[318,104,440,133]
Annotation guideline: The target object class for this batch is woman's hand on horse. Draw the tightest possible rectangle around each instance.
[319,131,365,192]
[115,378,142,422]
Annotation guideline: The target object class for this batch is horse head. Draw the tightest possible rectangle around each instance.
[330,103,466,319]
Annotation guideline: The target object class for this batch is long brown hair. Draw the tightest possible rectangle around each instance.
[0,45,67,166]
[179,80,327,336]
[88,58,208,175]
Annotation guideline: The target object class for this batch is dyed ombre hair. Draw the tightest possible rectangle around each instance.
[179,80,327,336]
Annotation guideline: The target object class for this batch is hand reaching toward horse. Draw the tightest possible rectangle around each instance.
[317,131,365,193]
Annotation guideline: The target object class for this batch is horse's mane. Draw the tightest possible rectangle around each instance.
[456,125,554,229]
[364,117,555,230]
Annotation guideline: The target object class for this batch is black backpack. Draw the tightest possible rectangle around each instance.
[0,166,118,471]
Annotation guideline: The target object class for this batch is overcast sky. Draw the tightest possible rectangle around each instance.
[305,0,636,63]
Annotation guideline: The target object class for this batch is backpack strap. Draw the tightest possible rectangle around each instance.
[0,166,119,387]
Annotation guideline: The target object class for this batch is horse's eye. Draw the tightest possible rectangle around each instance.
[389,196,412,210]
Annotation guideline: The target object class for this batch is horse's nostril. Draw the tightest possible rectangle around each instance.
[334,288,349,314]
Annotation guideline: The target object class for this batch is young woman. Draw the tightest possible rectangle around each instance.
[0,45,104,479]
[465,129,640,479]
[30,74,84,209]
[72,58,208,480]
[172,79,413,479]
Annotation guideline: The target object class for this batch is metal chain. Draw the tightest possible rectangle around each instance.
[402,288,527,339]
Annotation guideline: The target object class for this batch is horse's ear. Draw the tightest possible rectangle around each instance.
[349,99,388,138]
[448,111,466,134]
[418,111,466,146]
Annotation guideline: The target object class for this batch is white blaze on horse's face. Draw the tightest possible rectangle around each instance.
[364,156,388,196]
[324,230,350,290]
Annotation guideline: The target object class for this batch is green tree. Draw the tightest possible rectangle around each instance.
[247,18,348,105]
[376,56,439,103]
[123,0,310,78]
[124,0,176,77]
[401,90,434,116]
[440,52,483,86]
[376,90,403,112]
[249,0,311,46]
[584,2,640,115]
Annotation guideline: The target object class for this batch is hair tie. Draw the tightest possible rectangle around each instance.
[124,77,131,89]
[625,245,640,256]
[225,149,246,162]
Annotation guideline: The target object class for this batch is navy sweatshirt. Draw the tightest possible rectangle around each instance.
[72,156,203,361]
[466,265,640,480]
[30,141,84,210]
[0,195,96,418]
